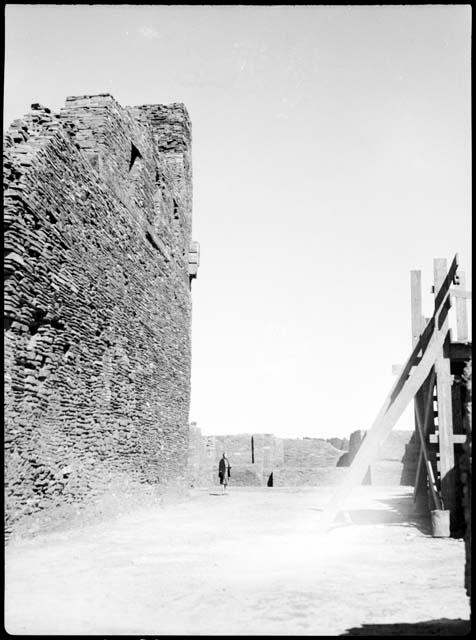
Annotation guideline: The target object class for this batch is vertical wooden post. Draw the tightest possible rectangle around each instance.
[452,384,463,437]
[455,271,469,342]
[411,270,424,346]
[433,258,456,528]
[411,270,429,510]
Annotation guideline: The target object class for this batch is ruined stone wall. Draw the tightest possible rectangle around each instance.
[187,430,350,487]
[370,430,416,485]
[4,94,195,537]
[186,422,203,487]
[326,437,349,451]
[208,434,262,486]
[253,434,284,485]
[186,431,283,487]
[187,427,418,489]
[274,438,344,486]
[336,429,415,486]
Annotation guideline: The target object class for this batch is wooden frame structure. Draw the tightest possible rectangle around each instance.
[324,255,471,533]
[411,257,471,533]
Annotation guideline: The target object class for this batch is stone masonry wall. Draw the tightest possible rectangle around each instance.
[275,438,344,486]
[4,94,196,537]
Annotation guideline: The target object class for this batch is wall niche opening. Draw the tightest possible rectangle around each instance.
[129,142,142,171]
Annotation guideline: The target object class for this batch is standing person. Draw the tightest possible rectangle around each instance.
[218,452,231,494]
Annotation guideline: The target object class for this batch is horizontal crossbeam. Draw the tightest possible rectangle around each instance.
[449,288,472,299]
[429,433,467,445]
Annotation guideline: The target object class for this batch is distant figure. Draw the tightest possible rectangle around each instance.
[218,452,231,493]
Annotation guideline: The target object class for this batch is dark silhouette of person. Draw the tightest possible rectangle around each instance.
[218,452,231,493]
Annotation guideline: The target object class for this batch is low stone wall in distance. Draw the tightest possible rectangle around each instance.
[187,425,417,489]
[370,431,417,486]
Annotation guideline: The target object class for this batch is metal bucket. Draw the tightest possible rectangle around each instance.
[431,509,450,537]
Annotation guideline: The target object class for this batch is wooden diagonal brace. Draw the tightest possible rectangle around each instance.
[323,317,449,525]
[412,369,437,503]
[413,372,441,510]
[322,255,458,525]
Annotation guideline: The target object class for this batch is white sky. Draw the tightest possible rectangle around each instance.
[4,5,471,439]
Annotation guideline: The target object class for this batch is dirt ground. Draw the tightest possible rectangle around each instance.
[5,486,471,635]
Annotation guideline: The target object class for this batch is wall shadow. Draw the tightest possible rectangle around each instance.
[341,617,470,635]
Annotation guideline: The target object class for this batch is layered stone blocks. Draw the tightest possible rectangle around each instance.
[4,94,196,537]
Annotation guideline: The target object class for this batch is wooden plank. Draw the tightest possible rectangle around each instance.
[433,257,456,520]
[429,433,467,444]
[324,317,449,523]
[451,382,464,440]
[392,359,421,375]
[415,314,434,495]
[450,288,472,300]
[426,460,441,508]
[390,296,450,404]
[413,369,436,502]
[411,270,427,506]
[322,256,458,524]
[413,386,430,511]
[455,272,469,341]
[411,270,424,346]
[436,295,452,332]
[434,254,459,311]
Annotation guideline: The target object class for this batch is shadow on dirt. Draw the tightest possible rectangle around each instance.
[324,493,433,535]
[341,617,470,635]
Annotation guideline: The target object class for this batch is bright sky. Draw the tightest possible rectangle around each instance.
[4,5,471,439]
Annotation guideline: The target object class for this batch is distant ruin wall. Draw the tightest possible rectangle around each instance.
[187,430,349,488]
[371,430,417,485]
[4,95,196,537]
[187,427,416,488]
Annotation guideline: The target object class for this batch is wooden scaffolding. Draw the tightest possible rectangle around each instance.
[411,256,471,534]
[325,254,472,535]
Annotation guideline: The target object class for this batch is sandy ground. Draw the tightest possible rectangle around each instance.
[5,486,471,635]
